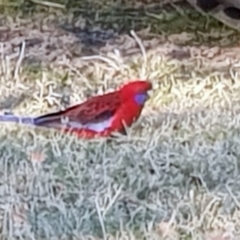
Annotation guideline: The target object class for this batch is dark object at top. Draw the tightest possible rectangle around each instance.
[224,7,240,19]
[196,0,221,12]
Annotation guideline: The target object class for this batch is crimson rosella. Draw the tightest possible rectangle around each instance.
[0,80,152,138]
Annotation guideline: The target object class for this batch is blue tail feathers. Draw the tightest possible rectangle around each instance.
[0,113,35,125]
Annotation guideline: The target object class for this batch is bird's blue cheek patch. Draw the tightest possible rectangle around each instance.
[134,93,149,105]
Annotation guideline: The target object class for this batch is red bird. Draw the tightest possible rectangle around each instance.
[0,80,152,138]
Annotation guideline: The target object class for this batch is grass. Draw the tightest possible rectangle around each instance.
[1,0,240,239]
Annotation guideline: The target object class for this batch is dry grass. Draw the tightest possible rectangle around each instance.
[1,1,240,239]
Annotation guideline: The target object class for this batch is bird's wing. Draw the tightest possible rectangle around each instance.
[33,92,122,132]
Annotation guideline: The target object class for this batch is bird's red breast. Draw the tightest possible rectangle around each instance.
[33,80,152,138]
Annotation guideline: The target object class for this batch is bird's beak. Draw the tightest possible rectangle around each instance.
[147,89,154,99]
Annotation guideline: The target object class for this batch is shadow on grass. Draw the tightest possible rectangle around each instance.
[2,0,240,57]
[60,0,240,53]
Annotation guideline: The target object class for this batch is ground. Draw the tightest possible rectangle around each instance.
[1,0,240,239]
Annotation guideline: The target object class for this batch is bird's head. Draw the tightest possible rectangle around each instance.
[119,80,152,105]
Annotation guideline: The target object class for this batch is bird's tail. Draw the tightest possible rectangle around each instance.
[0,114,35,125]
[0,113,64,131]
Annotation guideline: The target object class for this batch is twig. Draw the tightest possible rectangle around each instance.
[130,30,147,64]
[29,0,65,9]
[14,41,25,81]
[0,43,6,76]
[95,197,107,240]
[226,184,240,209]
[130,30,147,78]
[103,184,123,217]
